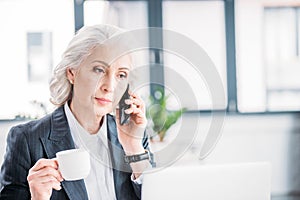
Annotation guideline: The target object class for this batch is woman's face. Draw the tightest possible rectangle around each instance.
[67,45,131,117]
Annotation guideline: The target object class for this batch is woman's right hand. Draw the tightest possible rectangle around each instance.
[27,158,64,200]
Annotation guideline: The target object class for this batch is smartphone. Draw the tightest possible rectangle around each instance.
[119,84,130,125]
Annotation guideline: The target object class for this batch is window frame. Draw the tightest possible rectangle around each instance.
[74,0,300,115]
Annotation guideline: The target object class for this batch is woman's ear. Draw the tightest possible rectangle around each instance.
[66,68,76,84]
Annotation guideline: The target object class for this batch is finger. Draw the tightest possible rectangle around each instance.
[52,182,62,191]
[51,158,59,165]
[125,98,144,108]
[124,107,133,115]
[30,174,60,184]
[125,106,144,117]
[28,175,62,193]
[31,159,58,172]
[41,179,62,191]
[28,166,63,182]
[128,90,136,98]
[51,158,64,180]
[128,92,144,105]
[130,94,146,111]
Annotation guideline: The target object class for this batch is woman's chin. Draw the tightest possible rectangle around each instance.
[93,105,112,116]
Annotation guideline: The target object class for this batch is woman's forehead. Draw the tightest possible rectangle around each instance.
[88,45,133,68]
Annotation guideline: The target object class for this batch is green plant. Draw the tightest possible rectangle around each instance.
[146,88,186,142]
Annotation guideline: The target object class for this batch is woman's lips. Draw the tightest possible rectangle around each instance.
[95,97,112,105]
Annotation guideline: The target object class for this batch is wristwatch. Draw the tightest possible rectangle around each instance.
[124,150,150,164]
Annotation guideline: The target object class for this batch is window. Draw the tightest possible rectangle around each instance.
[236,0,300,112]
[84,0,148,29]
[0,0,74,119]
[27,32,52,82]
[162,1,227,110]
[264,7,300,111]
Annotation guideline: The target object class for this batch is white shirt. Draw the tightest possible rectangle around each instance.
[64,103,116,200]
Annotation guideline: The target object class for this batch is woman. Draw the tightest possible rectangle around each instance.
[0,24,151,200]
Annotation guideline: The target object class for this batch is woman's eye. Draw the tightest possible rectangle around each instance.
[118,72,128,79]
[93,67,105,74]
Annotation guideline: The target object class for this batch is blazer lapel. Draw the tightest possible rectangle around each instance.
[106,114,132,200]
[106,114,132,172]
[40,106,89,200]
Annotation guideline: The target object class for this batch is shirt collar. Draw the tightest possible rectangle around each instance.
[64,103,108,148]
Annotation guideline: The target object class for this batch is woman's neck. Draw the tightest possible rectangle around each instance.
[69,101,104,134]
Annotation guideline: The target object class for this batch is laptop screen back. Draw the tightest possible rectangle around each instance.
[142,162,271,200]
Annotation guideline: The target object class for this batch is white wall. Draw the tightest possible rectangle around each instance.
[173,113,300,196]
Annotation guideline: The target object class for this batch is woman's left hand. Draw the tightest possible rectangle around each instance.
[116,91,147,155]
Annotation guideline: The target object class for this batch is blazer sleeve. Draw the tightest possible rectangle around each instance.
[0,125,31,199]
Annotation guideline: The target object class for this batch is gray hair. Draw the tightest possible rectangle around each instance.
[49,24,125,106]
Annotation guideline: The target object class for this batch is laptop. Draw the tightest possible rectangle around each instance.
[142,162,271,200]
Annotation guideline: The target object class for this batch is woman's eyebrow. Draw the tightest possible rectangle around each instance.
[119,66,130,71]
[92,60,131,70]
[92,60,109,67]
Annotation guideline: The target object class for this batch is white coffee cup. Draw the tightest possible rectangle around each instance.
[56,149,90,181]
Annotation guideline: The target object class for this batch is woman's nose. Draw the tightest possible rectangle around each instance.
[100,75,115,93]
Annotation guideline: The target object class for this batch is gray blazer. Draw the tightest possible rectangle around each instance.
[0,106,149,200]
